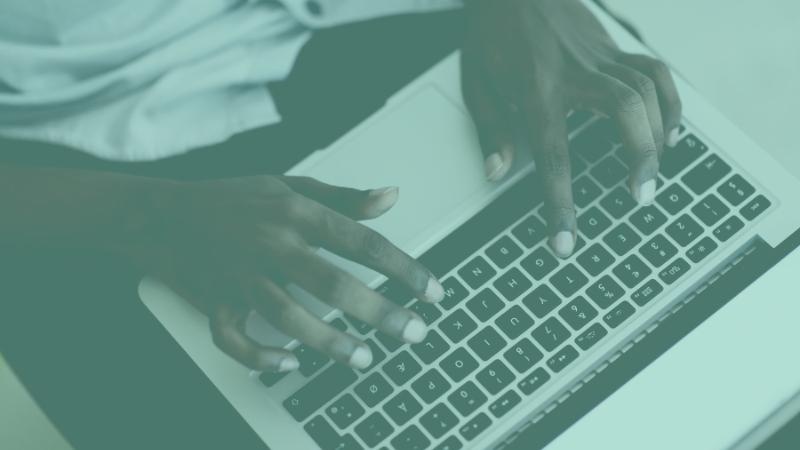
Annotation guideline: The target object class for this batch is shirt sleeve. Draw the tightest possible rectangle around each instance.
[276,0,462,28]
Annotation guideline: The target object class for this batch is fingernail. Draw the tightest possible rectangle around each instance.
[633,179,656,205]
[278,357,300,372]
[667,128,681,148]
[364,186,399,218]
[549,231,575,259]
[401,317,428,343]
[485,147,512,182]
[424,277,445,303]
[348,344,373,369]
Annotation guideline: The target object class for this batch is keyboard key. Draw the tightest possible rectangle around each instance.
[458,256,496,290]
[591,156,628,188]
[439,348,479,383]
[639,234,678,267]
[578,206,612,239]
[345,315,373,335]
[520,247,559,280]
[603,223,642,256]
[573,176,603,208]
[603,300,636,328]
[294,345,330,377]
[362,339,387,373]
[376,280,414,307]
[550,263,589,297]
[547,345,579,373]
[466,288,505,321]
[571,119,618,162]
[327,394,365,429]
[354,412,393,448]
[567,110,594,132]
[259,371,287,388]
[660,134,708,178]
[692,193,730,226]
[383,351,422,386]
[666,214,703,246]
[304,416,348,450]
[512,215,548,248]
[718,174,755,206]
[459,412,492,442]
[490,390,522,418]
[383,390,422,426]
[575,322,608,351]
[448,381,488,416]
[439,309,478,344]
[495,305,535,339]
[682,154,731,195]
[532,317,572,352]
[486,235,523,269]
[686,236,718,263]
[741,195,771,221]
[330,318,348,332]
[468,327,507,361]
[600,187,637,218]
[630,205,667,236]
[284,364,358,422]
[412,369,451,404]
[518,367,551,395]
[613,254,652,288]
[391,425,430,450]
[714,215,745,242]
[376,332,403,353]
[476,360,516,395]
[576,243,616,276]
[440,277,469,310]
[420,403,459,439]
[559,296,598,331]
[586,275,625,309]
[523,285,563,318]
[504,338,544,373]
[631,279,663,307]
[493,267,533,301]
[659,257,691,285]
[410,301,442,325]
[434,436,462,450]
[355,372,394,407]
[656,184,693,215]
[411,330,449,364]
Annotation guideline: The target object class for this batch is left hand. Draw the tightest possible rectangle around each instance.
[461,0,682,258]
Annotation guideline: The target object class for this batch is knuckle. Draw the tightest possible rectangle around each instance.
[278,192,309,223]
[539,149,571,179]
[632,74,656,97]
[360,229,391,263]
[612,85,644,113]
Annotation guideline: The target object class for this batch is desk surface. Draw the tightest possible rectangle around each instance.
[606,0,800,179]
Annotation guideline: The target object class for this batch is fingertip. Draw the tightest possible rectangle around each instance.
[362,186,399,218]
[348,344,373,370]
[632,178,656,205]
[401,317,428,343]
[278,356,300,372]
[549,231,575,259]
[423,277,445,303]
[485,145,513,181]
[666,127,681,148]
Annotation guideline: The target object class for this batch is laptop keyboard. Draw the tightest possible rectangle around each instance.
[269,115,772,450]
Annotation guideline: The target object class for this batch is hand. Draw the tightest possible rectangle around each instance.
[462,0,682,258]
[144,176,444,372]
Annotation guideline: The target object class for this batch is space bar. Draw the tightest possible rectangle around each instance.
[283,364,357,422]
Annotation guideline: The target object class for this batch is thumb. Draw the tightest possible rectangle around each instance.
[280,176,399,220]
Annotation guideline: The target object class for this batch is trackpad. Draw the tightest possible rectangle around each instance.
[547,246,800,450]
[247,86,526,344]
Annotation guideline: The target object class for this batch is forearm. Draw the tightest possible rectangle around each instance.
[0,164,174,253]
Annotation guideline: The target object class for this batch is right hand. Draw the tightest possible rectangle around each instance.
[144,175,444,373]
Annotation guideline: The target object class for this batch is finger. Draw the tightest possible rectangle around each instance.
[280,176,398,220]
[590,72,659,205]
[618,54,683,147]
[247,277,373,369]
[210,303,299,372]
[601,63,665,155]
[283,247,428,344]
[523,89,576,258]
[461,54,515,181]
[298,199,444,304]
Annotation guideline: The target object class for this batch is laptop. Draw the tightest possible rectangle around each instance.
[138,1,800,449]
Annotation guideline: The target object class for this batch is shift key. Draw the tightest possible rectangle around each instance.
[284,364,358,422]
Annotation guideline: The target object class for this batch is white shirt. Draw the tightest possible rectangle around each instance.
[0,0,460,161]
